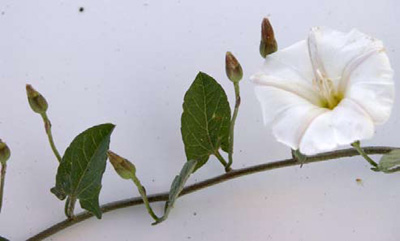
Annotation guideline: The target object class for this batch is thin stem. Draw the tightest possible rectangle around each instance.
[131,176,160,221]
[41,113,62,163]
[65,197,76,219]
[227,82,241,171]
[0,163,6,213]
[351,141,378,168]
[27,146,396,241]
[214,150,230,171]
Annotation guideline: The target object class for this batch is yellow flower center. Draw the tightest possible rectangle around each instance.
[313,69,342,109]
[308,29,343,109]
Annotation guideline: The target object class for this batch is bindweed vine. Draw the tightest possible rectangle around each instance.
[1,18,399,241]
[26,146,398,241]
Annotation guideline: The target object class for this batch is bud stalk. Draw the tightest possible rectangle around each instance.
[0,139,9,213]
[107,151,160,221]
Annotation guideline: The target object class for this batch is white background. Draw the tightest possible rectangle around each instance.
[0,0,400,240]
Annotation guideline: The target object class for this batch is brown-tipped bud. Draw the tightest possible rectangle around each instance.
[26,84,48,114]
[107,151,136,180]
[259,18,278,58]
[225,51,243,83]
[0,140,10,165]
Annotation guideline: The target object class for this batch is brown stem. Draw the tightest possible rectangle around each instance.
[27,146,395,241]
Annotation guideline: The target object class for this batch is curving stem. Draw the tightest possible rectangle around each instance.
[25,146,397,241]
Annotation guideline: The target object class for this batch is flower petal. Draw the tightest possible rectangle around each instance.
[345,50,394,124]
[254,85,317,125]
[311,27,385,87]
[271,104,327,150]
[251,40,322,106]
[299,98,375,155]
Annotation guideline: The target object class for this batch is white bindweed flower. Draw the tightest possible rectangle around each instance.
[251,27,394,155]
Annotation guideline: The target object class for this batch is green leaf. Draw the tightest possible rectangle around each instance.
[378,149,400,173]
[181,72,231,170]
[51,123,115,218]
[153,160,197,225]
[0,236,9,241]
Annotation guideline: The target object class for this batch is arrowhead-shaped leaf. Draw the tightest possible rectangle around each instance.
[153,159,197,225]
[51,123,115,218]
[181,72,231,170]
[378,149,400,173]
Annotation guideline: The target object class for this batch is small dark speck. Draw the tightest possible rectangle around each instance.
[187,237,191,240]
[193,212,197,216]
[152,179,155,183]
[1,12,5,15]
[143,3,149,6]
[79,7,84,12]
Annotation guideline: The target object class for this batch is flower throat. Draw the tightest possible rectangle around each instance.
[308,29,343,109]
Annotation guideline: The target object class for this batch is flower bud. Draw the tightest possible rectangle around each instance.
[107,151,136,180]
[0,140,10,165]
[259,18,278,58]
[26,84,48,114]
[225,51,243,83]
